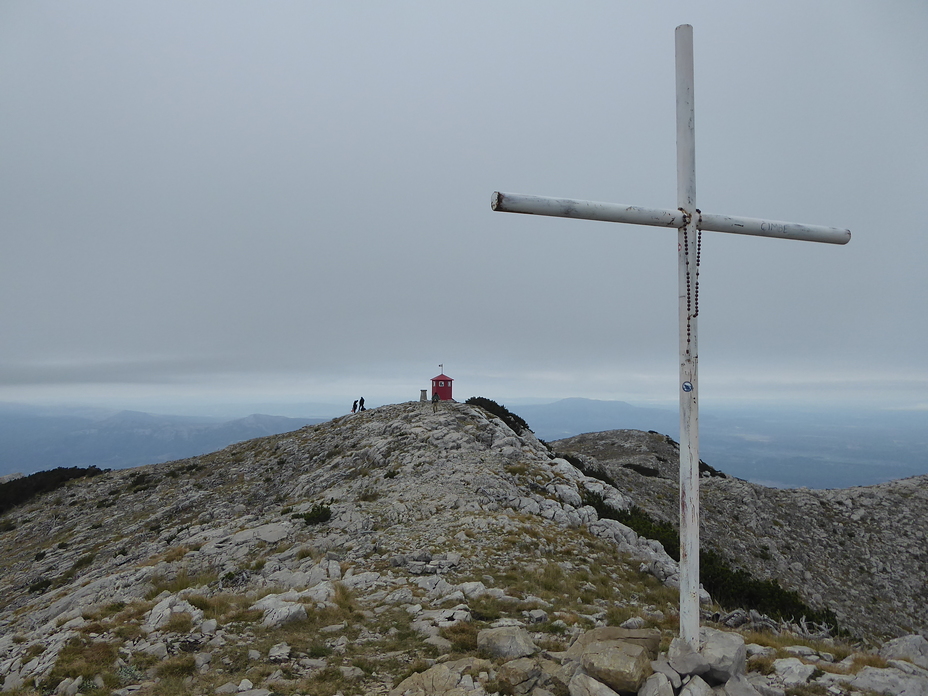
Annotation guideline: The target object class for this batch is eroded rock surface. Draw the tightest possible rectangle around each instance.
[553,429,928,639]
[0,403,924,696]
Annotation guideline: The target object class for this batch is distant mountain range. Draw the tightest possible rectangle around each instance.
[513,398,928,489]
[515,397,678,441]
[1,397,925,489]
[0,403,322,477]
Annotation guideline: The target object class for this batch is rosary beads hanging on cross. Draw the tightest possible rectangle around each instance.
[491,24,850,650]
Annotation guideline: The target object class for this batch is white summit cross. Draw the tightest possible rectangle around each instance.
[491,24,850,649]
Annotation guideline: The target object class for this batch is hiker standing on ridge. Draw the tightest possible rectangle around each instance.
[359,397,365,412]
[352,400,358,414]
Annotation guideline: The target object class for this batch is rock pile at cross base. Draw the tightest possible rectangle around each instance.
[0,401,925,696]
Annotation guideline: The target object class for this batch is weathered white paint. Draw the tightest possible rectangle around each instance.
[675,23,701,650]
[490,24,849,651]
[698,212,850,244]
[490,192,684,229]
[491,192,850,246]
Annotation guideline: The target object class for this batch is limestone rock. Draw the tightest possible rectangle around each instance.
[53,675,82,695]
[639,672,674,696]
[580,640,652,694]
[679,675,714,696]
[668,637,710,677]
[229,522,290,545]
[267,642,290,661]
[566,627,661,660]
[1,672,24,692]
[700,627,746,684]
[389,663,464,695]
[141,642,168,660]
[497,657,541,692]
[251,595,307,629]
[880,634,928,670]
[143,594,204,631]
[851,665,928,696]
[476,627,537,660]
[650,659,682,689]
[567,672,622,696]
[772,658,815,686]
[722,674,764,696]
[424,635,452,652]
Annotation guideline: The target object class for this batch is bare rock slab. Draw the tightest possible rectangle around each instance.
[700,627,747,684]
[476,626,537,660]
[851,665,928,696]
[721,674,764,696]
[497,657,541,693]
[567,626,661,660]
[880,634,928,670]
[679,675,714,696]
[668,638,710,678]
[639,671,675,696]
[580,640,652,694]
[567,672,622,696]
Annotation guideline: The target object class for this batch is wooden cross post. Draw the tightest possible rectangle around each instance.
[491,24,850,649]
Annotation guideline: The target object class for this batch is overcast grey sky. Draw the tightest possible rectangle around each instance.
[1,1,926,415]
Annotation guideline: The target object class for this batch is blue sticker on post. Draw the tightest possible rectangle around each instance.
[682,381,694,392]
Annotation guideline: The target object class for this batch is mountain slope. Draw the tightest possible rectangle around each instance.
[0,402,683,694]
[551,429,928,640]
[0,403,925,695]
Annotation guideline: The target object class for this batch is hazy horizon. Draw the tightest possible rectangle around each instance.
[2,2,926,415]
[2,391,925,421]
[1,395,925,489]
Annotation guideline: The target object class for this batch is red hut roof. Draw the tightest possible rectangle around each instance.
[432,373,453,382]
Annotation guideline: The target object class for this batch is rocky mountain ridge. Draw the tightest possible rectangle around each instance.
[551,430,928,640]
[0,401,925,696]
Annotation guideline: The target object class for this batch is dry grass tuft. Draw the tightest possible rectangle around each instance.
[42,636,117,687]
[440,621,479,653]
[155,654,196,679]
[163,611,193,634]
[849,652,890,673]
[145,568,218,598]
[747,655,776,675]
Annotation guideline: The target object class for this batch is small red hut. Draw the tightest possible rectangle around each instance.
[431,372,453,401]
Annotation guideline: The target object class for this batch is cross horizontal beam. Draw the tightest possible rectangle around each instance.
[491,191,851,245]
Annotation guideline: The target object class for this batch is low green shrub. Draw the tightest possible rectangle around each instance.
[29,578,52,594]
[0,466,107,516]
[559,452,618,488]
[42,636,116,686]
[624,463,661,478]
[466,397,532,435]
[293,503,332,525]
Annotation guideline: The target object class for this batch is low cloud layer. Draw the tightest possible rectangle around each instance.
[1,2,925,412]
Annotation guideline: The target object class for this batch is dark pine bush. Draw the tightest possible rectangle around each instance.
[465,397,532,435]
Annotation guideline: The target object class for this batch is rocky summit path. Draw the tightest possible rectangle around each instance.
[0,401,926,696]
